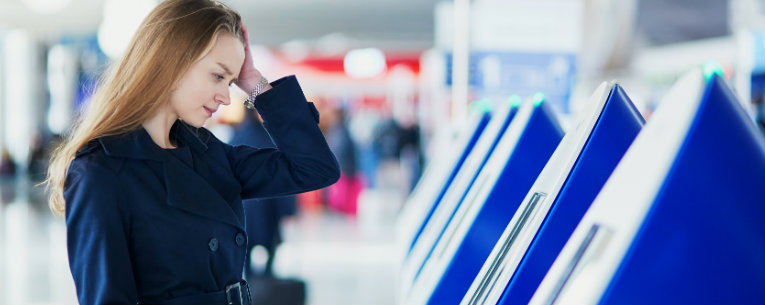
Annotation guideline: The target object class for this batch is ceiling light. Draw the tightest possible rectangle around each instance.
[344,48,387,79]
[98,0,158,59]
[21,0,72,14]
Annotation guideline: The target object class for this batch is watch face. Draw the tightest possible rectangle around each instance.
[244,99,256,110]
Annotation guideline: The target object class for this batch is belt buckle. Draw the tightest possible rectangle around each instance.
[225,281,244,305]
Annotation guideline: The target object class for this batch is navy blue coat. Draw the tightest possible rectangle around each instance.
[229,115,295,251]
[64,76,340,304]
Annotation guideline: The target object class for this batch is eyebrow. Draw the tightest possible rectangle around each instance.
[217,62,233,75]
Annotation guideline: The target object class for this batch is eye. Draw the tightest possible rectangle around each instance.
[213,74,225,80]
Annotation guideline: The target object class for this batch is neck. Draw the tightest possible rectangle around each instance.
[142,106,178,149]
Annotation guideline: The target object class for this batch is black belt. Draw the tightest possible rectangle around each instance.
[161,280,252,305]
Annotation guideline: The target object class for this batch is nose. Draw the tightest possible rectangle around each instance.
[215,86,231,106]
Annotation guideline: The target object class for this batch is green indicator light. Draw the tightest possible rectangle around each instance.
[703,60,724,81]
[469,98,493,114]
[532,92,545,106]
[508,94,522,108]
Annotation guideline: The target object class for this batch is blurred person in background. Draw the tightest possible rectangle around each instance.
[347,105,381,189]
[397,119,423,193]
[44,0,340,304]
[318,100,361,215]
[371,107,416,202]
[1,148,17,205]
[28,131,51,181]
[0,148,15,177]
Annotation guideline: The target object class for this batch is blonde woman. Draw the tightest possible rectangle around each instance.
[45,0,340,304]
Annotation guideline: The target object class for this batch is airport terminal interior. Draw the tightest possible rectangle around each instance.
[1,0,764,304]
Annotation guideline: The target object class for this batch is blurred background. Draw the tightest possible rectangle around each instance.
[0,0,763,304]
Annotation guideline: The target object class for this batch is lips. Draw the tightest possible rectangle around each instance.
[203,106,216,117]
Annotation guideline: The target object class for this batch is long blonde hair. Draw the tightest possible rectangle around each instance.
[46,0,243,215]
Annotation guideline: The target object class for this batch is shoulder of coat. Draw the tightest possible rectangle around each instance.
[72,140,126,175]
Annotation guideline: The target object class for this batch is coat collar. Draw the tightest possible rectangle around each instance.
[95,120,244,229]
[98,120,211,161]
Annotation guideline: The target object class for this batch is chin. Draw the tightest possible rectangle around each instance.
[182,117,207,128]
[190,120,207,128]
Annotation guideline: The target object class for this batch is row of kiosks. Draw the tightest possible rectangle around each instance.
[396,67,765,305]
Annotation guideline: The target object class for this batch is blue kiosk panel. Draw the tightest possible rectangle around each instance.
[498,85,644,305]
[412,105,519,278]
[406,111,491,253]
[530,71,765,305]
[400,103,519,300]
[598,75,765,304]
[423,100,564,304]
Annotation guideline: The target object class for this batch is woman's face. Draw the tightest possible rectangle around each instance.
[170,34,245,127]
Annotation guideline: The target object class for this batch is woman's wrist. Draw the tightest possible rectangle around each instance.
[238,75,271,94]
[242,76,272,110]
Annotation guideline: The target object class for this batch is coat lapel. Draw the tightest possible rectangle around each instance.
[98,121,244,229]
[163,154,243,229]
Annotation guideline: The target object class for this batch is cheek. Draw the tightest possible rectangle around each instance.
[172,77,211,109]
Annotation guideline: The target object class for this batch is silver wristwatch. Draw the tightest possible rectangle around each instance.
[244,76,269,110]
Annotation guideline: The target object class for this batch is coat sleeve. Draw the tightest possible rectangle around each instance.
[225,75,341,199]
[64,158,138,304]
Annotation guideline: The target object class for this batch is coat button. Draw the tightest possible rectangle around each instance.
[208,238,219,251]
[235,233,246,246]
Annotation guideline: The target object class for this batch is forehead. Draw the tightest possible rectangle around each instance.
[199,34,245,72]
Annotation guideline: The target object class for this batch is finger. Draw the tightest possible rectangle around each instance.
[239,24,253,65]
[240,23,251,49]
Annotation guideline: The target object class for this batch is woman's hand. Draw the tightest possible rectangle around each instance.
[236,24,272,94]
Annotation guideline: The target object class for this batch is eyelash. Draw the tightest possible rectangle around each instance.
[214,74,236,86]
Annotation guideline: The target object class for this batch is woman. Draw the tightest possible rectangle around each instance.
[45,0,340,304]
